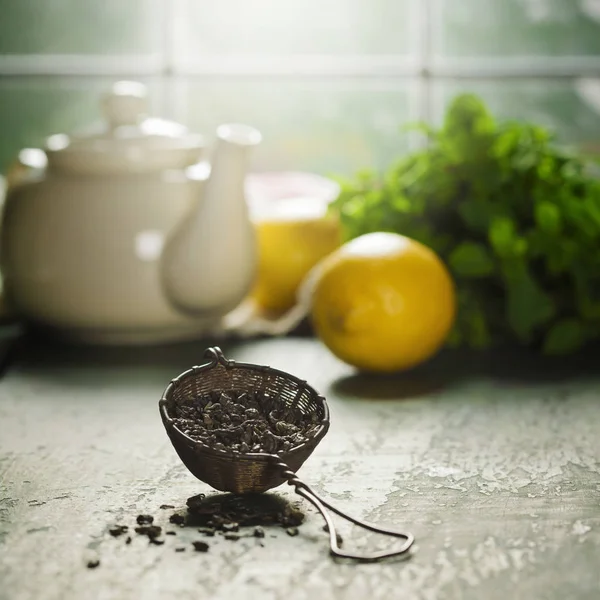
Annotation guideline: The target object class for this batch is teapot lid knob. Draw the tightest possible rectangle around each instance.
[101,80,148,128]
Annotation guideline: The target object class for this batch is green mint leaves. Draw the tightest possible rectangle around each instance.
[331,93,600,355]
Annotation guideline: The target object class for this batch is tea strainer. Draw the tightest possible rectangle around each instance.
[159,346,414,562]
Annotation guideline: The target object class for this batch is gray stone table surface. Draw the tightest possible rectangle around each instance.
[0,335,599,600]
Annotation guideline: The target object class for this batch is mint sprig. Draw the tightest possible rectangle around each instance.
[331,94,600,354]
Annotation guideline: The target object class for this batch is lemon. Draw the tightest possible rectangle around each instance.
[250,197,342,313]
[309,232,456,372]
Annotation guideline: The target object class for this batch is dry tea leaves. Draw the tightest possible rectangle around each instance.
[108,525,128,537]
[192,541,210,552]
[160,504,175,510]
[186,493,305,533]
[149,538,165,546]
[135,525,162,539]
[279,505,304,527]
[94,494,306,568]
[136,515,154,525]
[169,513,186,525]
[171,390,321,455]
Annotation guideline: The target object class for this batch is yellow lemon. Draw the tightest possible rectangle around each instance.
[309,232,456,372]
[250,197,342,313]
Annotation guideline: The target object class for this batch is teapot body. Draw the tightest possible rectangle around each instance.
[0,82,261,345]
[0,167,219,344]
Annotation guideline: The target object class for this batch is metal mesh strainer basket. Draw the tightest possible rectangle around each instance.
[159,346,329,494]
[159,347,414,562]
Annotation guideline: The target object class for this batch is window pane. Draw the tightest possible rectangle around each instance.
[174,80,418,175]
[432,79,600,147]
[0,0,163,55]
[174,0,415,59]
[434,0,600,57]
[0,78,163,172]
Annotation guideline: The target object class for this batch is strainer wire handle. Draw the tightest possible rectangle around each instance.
[273,460,414,562]
[204,347,229,366]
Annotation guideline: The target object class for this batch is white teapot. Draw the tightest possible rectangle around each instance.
[0,81,261,345]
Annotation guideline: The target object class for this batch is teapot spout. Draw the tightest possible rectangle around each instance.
[160,124,262,317]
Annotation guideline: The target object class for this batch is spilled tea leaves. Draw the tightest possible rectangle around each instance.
[92,493,308,568]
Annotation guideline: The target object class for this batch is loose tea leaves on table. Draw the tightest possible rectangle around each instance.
[170,390,321,454]
[93,494,308,569]
[134,525,162,539]
[149,538,165,546]
[136,514,154,525]
[108,525,128,537]
[192,541,209,552]
[185,492,305,532]
[169,514,186,525]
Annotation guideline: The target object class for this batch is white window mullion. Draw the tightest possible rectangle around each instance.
[414,0,433,147]
[173,55,421,77]
[0,55,599,80]
[160,0,175,119]
[0,54,165,77]
[432,56,600,79]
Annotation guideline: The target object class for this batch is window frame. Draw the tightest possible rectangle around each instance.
[0,0,599,127]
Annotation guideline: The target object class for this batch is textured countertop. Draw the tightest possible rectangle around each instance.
[0,335,599,600]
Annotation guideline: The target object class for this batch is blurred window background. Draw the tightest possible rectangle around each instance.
[1,0,600,175]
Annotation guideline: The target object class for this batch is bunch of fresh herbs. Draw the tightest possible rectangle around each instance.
[330,94,600,354]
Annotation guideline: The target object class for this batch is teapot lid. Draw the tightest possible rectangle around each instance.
[45,81,205,174]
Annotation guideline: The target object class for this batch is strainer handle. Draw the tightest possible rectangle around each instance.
[273,460,414,562]
[203,346,230,367]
